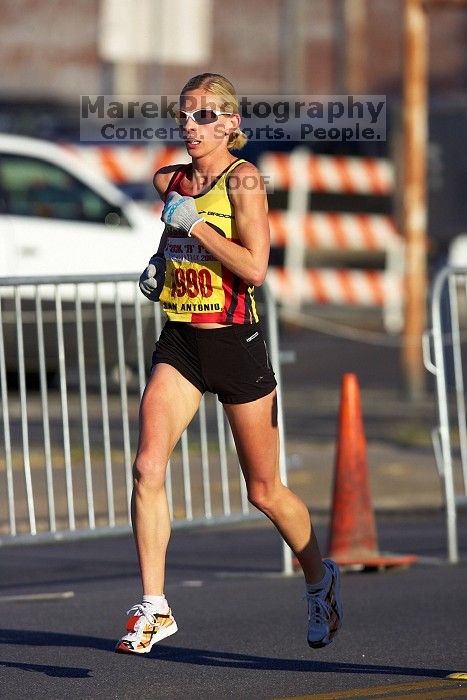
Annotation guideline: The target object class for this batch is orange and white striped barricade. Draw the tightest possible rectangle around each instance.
[259,148,403,332]
[61,144,188,184]
[266,267,403,309]
[260,151,394,195]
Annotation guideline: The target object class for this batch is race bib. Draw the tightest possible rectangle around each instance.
[159,237,225,319]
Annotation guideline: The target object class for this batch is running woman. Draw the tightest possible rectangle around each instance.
[115,73,342,654]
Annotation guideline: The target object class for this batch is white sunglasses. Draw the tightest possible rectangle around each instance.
[175,109,234,126]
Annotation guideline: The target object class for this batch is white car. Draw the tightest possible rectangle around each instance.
[0,133,162,277]
[0,134,164,376]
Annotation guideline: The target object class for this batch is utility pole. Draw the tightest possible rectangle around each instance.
[280,0,308,94]
[402,0,429,400]
[402,0,467,399]
[343,0,368,95]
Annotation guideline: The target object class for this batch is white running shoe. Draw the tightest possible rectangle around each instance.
[115,602,178,654]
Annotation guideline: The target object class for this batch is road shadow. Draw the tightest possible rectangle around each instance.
[0,628,111,652]
[0,659,91,678]
[147,645,453,677]
[0,629,453,679]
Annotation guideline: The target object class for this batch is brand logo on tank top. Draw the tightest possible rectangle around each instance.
[198,210,233,219]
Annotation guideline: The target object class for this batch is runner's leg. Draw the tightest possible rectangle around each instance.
[132,362,203,595]
[224,390,325,583]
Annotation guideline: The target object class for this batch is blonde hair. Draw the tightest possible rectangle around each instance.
[180,73,248,151]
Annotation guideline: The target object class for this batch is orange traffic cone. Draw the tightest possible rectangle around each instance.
[327,373,417,571]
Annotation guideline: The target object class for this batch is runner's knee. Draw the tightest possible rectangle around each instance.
[247,480,282,514]
[133,453,166,491]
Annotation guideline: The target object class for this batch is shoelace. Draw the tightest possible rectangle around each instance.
[126,603,158,627]
[307,593,330,624]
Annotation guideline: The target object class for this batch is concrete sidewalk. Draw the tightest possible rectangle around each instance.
[284,437,444,513]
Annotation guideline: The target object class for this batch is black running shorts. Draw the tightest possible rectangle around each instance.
[152,321,277,404]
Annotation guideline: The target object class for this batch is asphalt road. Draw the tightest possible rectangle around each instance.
[1,514,466,700]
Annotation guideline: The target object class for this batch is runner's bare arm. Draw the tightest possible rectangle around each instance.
[187,162,270,286]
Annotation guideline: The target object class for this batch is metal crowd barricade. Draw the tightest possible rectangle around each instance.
[0,273,292,575]
[423,265,467,563]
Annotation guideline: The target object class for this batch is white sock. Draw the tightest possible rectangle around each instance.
[142,594,169,613]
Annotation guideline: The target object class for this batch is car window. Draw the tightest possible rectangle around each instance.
[0,153,130,226]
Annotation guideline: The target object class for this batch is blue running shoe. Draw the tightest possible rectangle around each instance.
[306,559,343,648]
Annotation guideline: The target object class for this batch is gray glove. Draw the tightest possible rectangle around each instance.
[161,191,204,235]
[139,254,166,302]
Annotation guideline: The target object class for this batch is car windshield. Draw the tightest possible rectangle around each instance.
[0,153,129,225]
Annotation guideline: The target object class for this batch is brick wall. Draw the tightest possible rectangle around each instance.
[0,0,101,99]
[0,0,466,101]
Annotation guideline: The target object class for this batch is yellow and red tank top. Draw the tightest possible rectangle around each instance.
[158,159,260,324]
